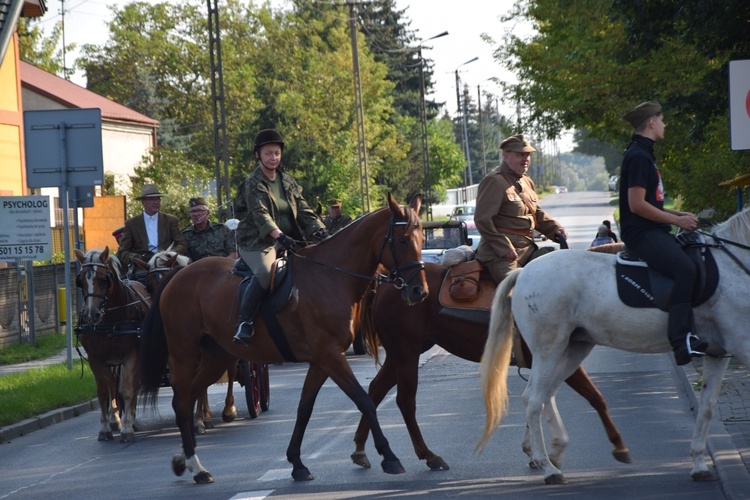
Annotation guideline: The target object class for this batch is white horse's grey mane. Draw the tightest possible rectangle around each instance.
[148,244,189,269]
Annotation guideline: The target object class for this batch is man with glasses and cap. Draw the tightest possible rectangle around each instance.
[116,184,187,273]
[323,198,352,235]
[474,133,568,284]
[618,100,709,365]
[182,197,238,262]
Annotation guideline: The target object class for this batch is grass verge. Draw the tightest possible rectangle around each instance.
[0,362,97,427]
[0,333,68,365]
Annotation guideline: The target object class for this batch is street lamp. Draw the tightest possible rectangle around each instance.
[416,31,448,219]
[455,57,478,201]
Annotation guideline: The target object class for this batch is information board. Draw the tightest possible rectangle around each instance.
[0,196,53,262]
[729,59,750,151]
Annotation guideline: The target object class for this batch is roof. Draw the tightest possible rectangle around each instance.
[20,60,159,128]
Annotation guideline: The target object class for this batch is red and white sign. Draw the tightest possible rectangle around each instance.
[729,59,750,151]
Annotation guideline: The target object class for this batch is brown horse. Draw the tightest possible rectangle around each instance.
[352,244,631,471]
[74,247,150,443]
[139,194,428,484]
[135,249,241,434]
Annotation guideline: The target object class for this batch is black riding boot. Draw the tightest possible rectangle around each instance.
[668,302,708,366]
[232,276,266,346]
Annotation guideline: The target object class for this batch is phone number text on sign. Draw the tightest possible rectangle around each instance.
[0,196,53,262]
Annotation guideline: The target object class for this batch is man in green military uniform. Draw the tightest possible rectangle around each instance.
[182,197,238,262]
[323,198,353,234]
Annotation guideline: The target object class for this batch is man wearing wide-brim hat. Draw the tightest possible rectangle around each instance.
[474,133,568,284]
[117,184,188,270]
[618,100,711,366]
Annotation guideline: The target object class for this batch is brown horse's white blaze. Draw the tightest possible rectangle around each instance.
[139,194,427,484]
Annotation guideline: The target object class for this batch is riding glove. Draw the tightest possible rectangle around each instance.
[277,233,298,251]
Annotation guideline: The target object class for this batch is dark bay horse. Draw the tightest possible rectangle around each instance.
[74,247,150,442]
[352,256,631,472]
[139,194,428,484]
[135,250,240,433]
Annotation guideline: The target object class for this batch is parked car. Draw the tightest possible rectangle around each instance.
[552,185,568,194]
[608,175,620,192]
[421,220,473,264]
[448,204,475,222]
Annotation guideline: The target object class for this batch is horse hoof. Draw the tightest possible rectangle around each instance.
[381,458,405,475]
[292,467,314,481]
[120,432,135,443]
[195,425,206,435]
[612,450,632,464]
[528,460,539,469]
[351,451,371,469]
[544,473,567,485]
[691,470,717,482]
[222,410,237,423]
[109,422,122,432]
[426,456,450,471]
[98,431,114,441]
[204,420,215,430]
[194,471,214,484]
[172,454,186,477]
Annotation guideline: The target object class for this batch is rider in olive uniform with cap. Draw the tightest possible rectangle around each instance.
[323,198,353,234]
[474,134,567,284]
[181,197,237,262]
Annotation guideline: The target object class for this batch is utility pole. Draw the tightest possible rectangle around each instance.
[207,0,231,221]
[477,85,487,178]
[455,57,478,202]
[346,1,370,213]
[60,0,69,80]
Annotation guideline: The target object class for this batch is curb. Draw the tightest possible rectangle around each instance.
[673,357,750,500]
[0,399,99,444]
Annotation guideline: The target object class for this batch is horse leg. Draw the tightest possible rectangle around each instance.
[542,395,569,468]
[118,348,140,443]
[321,356,404,476]
[88,359,117,441]
[222,363,238,423]
[352,358,398,469]
[393,357,449,470]
[689,354,730,481]
[194,392,212,434]
[564,365,631,463]
[286,364,327,481]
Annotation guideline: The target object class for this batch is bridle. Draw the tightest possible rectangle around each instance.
[292,211,425,289]
[78,261,148,324]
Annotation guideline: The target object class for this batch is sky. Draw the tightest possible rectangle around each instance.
[36,1,570,150]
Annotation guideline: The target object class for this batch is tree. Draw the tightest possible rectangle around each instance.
[17,18,71,75]
[492,0,750,219]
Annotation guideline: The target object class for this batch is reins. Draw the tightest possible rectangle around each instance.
[78,260,151,324]
[289,212,425,289]
[698,230,750,276]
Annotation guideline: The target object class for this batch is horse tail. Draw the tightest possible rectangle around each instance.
[357,286,382,365]
[476,267,522,452]
[139,270,179,408]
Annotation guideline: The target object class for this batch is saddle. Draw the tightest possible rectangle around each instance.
[438,259,494,324]
[615,231,719,311]
[232,257,298,362]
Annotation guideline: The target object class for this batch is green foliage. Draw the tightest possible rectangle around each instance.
[493,0,750,220]
[17,18,71,75]
[0,363,97,427]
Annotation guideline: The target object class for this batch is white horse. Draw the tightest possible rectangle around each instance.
[479,208,750,485]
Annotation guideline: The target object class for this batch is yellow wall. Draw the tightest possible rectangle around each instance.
[0,32,25,196]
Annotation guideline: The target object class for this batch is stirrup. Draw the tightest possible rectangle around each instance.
[686,333,707,357]
[233,322,254,345]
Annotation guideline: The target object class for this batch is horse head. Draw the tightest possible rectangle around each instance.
[380,193,428,305]
[75,246,120,325]
[141,246,189,298]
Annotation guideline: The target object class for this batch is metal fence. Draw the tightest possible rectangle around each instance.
[0,262,78,348]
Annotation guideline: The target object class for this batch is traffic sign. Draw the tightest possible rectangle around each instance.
[729,59,750,151]
[0,196,53,262]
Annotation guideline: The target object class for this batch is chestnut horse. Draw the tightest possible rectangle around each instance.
[74,248,150,442]
[352,249,630,472]
[139,194,428,484]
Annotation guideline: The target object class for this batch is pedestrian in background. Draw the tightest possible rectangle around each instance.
[323,198,353,234]
[591,225,614,247]
[602,219,619,242]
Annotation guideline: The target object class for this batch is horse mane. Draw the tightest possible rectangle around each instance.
[84,248,123,278]
[148,245,189,269]
[586,242,625,254]
[715,209,750,241]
